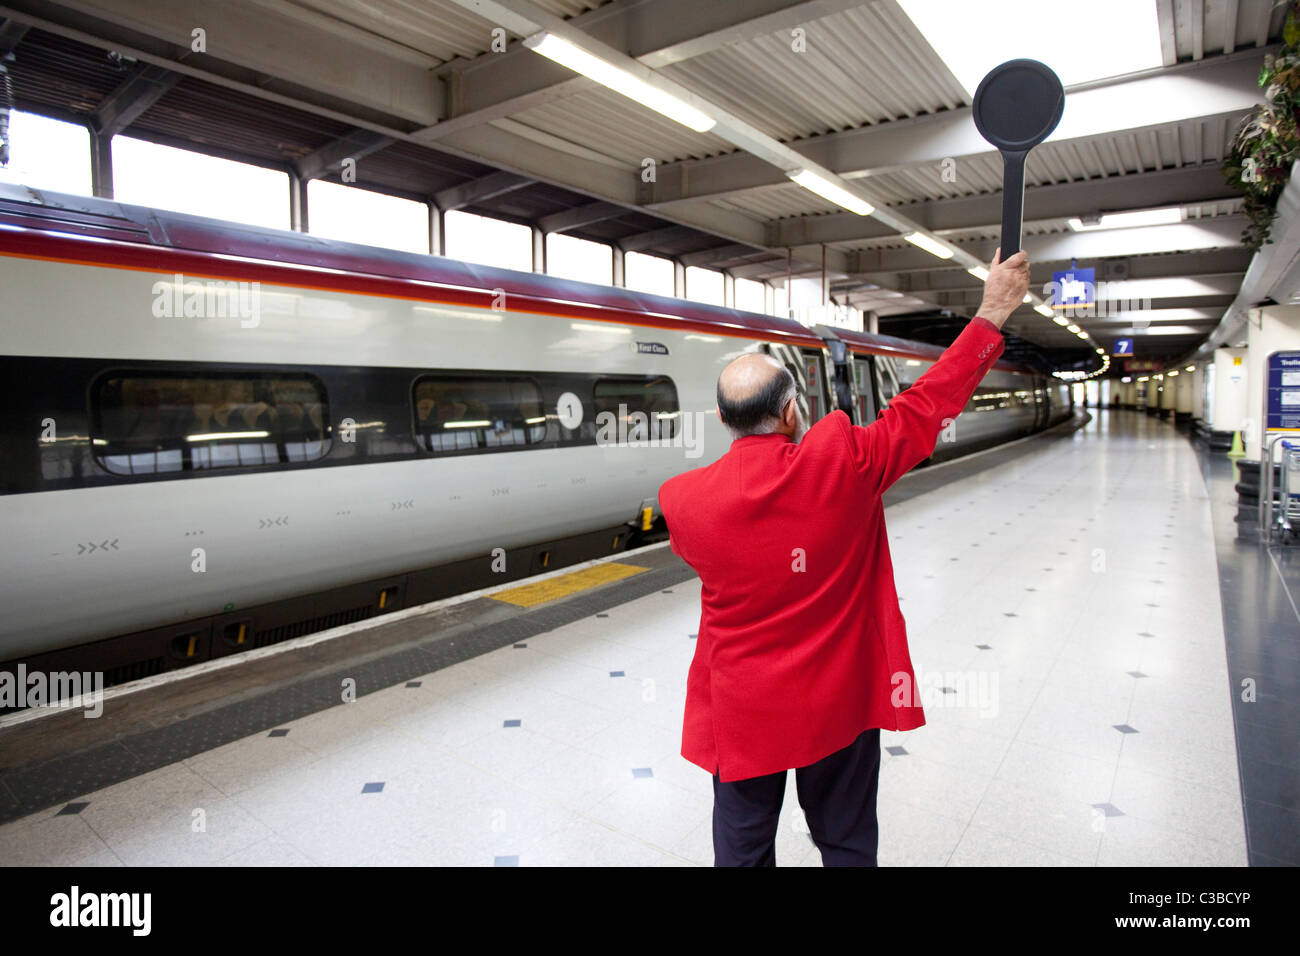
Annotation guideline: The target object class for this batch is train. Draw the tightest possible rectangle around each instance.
[0,184,1072,691]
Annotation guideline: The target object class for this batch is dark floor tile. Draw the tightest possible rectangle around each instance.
[1242,799,1300,866]
[1237,756,1300,811]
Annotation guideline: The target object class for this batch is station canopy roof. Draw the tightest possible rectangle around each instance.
[0,0,1284,373]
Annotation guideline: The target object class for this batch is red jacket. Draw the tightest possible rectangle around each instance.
[659,316,1005,781]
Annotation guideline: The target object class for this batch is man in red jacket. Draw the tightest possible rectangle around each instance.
[659,249,1030,866]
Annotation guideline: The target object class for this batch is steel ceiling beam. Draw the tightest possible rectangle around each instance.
[433,171,533,211]
[616,225,697,253]
[295,129,395,182]
[428,0,866,140]
[536,200,625,234]
[851,217,1247,278]
[643,53,1266,208]
[434,0,981,284]
[18,0,444,123]
[765,165,1242,246]
[90,61,177,136]
[678,243,763,268]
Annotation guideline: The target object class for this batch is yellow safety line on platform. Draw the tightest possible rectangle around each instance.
[488,562,648,608]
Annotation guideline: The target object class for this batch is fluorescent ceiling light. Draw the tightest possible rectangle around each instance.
[896,0,1162,97]
[1068,208,1183,232]
[1185,365,1195,372]
[788,169,875,215]
[1067,324,1081,333]
[523,32,716,133]
[967,266,990,281]
[1053,316,1069,326]
[904,232,954,259]
[1076,330,1089,338]
[1023,294,1032,303]
[1034,303,1054,317]
[1167,369,1179,376]
[1095,348,1105,354]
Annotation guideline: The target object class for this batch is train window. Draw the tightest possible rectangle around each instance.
[594,376,680,441]
[91,372,329,476]
[413,375,546,453]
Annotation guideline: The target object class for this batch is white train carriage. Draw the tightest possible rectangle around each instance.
[0,186,1068,689]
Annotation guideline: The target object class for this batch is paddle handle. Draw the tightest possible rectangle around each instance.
[999,150,1027,257]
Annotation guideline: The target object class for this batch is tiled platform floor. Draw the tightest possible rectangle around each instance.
[0,410,1248,866]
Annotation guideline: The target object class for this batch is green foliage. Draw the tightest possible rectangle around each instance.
[1225,0,1300,249]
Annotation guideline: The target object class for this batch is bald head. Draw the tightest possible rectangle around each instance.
[716,352,799,439]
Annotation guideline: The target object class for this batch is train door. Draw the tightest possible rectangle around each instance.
[822,337,858,421]
[802,349,831,423]
[872,356,903,417]
[852,354,875,424]
[764,343,833,426]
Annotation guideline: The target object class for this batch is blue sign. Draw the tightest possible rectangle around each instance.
[1266,351,1300,431]
[1052,267,1095,309]
[1113,338,1134,357]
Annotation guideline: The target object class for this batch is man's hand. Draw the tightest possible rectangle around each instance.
[976,248,1030,329]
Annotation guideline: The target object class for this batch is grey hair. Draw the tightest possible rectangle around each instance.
[718,368,798,439]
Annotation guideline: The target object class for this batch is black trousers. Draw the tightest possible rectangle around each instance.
[712,728,881,867]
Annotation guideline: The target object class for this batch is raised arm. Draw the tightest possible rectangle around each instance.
[842,250,1030,494]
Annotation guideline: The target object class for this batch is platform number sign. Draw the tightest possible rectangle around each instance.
[556,391,584,430]
[1112,338,1134,357]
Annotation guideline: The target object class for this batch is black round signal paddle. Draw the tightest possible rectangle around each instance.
[972,59,1064,257]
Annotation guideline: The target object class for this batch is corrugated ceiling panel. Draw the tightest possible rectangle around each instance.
[504,87,731,164]
[278,0,608,63]
[659,1,967,142]
[714,185,840,220]
[131,77,352,164]
[6,30,125,117]
[1183,198,1244,219]
[755,116,1244,220]
[1174,0,1285,60]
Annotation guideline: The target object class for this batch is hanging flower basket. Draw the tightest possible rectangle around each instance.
[1224,0,1300,250]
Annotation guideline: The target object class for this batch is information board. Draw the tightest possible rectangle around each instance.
[1265,351,1300,431]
